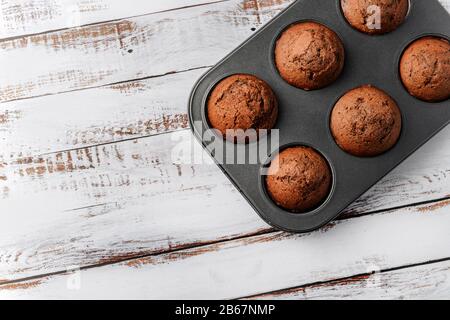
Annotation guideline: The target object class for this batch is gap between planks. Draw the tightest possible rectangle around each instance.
[0,67,210,159]
[243,257,450,300]
[0,0,230,41]
[1,196,449,288]
[0,65,212,105]
[1,197,449,299]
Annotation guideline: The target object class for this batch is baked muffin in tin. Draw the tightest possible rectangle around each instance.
[341,0,409,35]
[275,22,345,90]
[266,146,332,213]
[400,36,450,102]
[207,74,278,142]
[330,85,402,157]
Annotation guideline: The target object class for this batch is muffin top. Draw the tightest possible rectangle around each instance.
[207,74,278,140]
[400,37,450,102]
[266,146,332,213]
[330,85,402,157]
[341,0,409,35]
[275,22,345,90]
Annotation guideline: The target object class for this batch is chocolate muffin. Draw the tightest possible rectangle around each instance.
[400,37,450,102]
[341,0,409,35]
[330,85,402,157]
[275,22,345,90]
[266,147,332,213]
[207,74,278,141]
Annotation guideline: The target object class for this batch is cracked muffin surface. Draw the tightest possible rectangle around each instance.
[330,85,402,157]
[274,22,345,90]
[341,0,409,35]
[400,37,450,102]
[207,74,278,141]
[266,147,332,213]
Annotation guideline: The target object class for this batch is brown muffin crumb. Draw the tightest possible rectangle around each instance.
[400,36,450,102]
[266,147,332,213]
[330,85,402,157]
[275,22,345,90]
[207,74,278,141]
[341,0,409,35]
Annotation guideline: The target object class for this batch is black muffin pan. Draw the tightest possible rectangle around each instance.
[188,0,450,233]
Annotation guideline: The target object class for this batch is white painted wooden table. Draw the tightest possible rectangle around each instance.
[0,0,449,300]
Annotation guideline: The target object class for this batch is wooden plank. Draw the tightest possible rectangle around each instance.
[250,259,450,300]
[1,0,448,103]
[0,0,293,102]
[0,126,449,282]
[2,0,449,40]
[1,199,449,299]
[0,67,203,156]
[0,0,226,39]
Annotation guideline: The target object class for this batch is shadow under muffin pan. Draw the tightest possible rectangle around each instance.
[188,0,450,233]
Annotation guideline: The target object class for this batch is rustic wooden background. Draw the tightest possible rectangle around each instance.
[0,0,449,299]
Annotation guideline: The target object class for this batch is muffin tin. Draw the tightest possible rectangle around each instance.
[188,0,450,233]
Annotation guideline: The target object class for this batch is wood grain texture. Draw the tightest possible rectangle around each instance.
[0,0,292,103]
[1,199,449,299]
[0,0,226,39]
[0,0,449,299]
[0,67,202,156]
[1,0,448,103]
[0,126,449,282]
[2,0,449,41]
[250,259,450,300]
